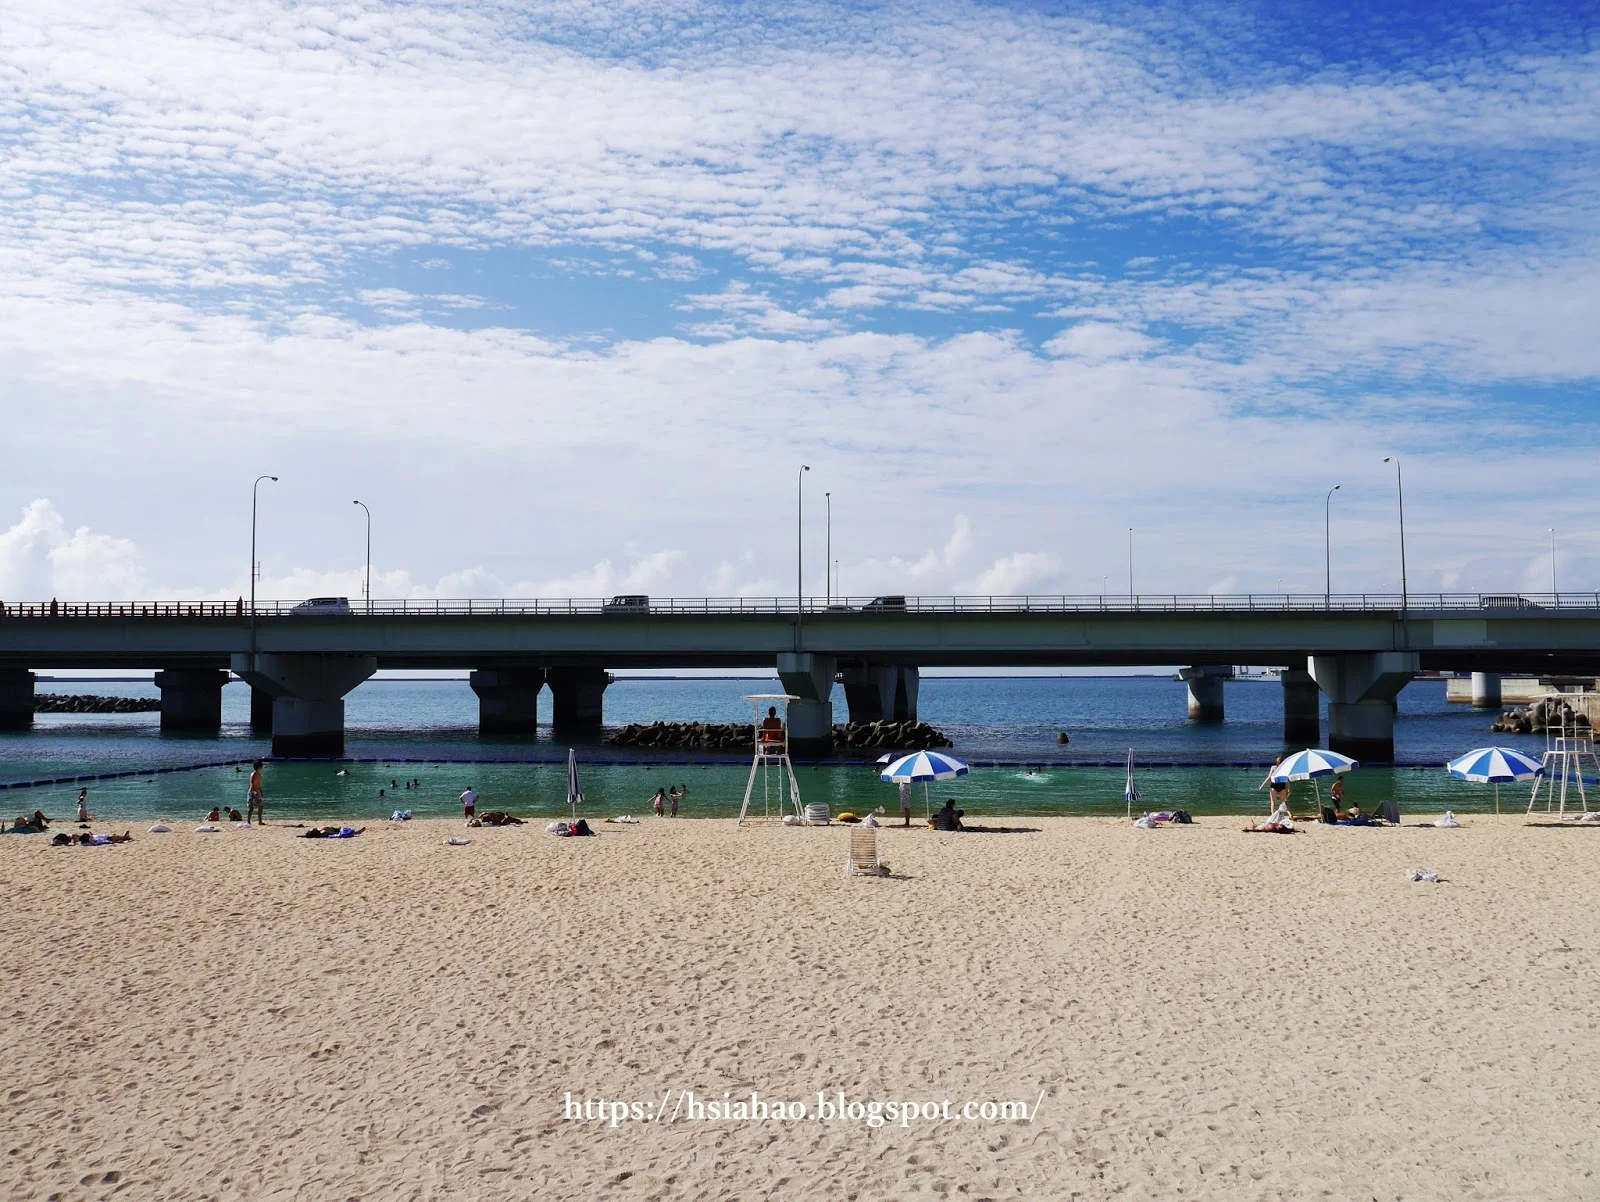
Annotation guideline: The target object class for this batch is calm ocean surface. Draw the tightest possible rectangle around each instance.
[0,676,1559,822]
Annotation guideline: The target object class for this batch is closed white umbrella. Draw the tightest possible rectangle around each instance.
[566,747,583,823]
[1124,748,1141,820]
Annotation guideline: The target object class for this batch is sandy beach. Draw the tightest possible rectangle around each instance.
[3,813,1598,1200]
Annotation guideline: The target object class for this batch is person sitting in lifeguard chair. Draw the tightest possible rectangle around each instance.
[759,705,785,750]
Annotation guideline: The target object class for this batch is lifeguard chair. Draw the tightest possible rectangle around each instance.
[738,694,805,825]
[1528,694,1600,818]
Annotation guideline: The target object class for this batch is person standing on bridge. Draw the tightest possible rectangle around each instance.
[246,760,266,826]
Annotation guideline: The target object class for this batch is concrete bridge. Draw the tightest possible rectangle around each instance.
[2,593,1597,759]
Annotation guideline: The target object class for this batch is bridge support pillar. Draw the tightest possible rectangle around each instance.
[1471,672,1502,709]
[154,669,227,733]
[470,668,545,736]
[231,653,376,757]
[1281,668,1321,746]
[841,664,919,724]
[1180,665,1229,721]
[547,667,608,735]
[250,685,274,734]
[777,652,836,758]
[0,669,34,730]
[1309,652,1418,763]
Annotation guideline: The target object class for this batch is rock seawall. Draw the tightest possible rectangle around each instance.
[35,693,161,714]
[1491,697,1591,735]
[606,718,953,753]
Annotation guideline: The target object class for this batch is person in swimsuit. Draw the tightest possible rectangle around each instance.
[247,760,266,825]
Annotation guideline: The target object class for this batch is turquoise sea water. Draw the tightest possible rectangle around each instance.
[0,676,1561,822]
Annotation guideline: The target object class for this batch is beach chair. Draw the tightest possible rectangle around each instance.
[1378,799,1401,825]
[1321,806,1338,825]
[846,826,888,877]
[804,803,831,826]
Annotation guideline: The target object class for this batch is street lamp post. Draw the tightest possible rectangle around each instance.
[824,491,831,606]
[353,500,371,614]
[249,475,278,654]
[1324,484,1341,608]
[1382,456,1408,615]
[1550,527,1558,600]
[796,464,810,647]
[1127,527,1134,603]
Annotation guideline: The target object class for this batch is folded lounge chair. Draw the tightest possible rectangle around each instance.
[846,826,889,877]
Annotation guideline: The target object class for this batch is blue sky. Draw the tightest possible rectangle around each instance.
[1,0,1597,602]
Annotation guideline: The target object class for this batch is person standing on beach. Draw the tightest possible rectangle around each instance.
[670,786,682,818]
[651,788,665,817]
[460,785,478,822]
[76,788,92,824]
[246,760,266,825]
[898,781,911,827]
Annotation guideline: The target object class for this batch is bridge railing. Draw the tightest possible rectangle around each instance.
[1,593,1597,618]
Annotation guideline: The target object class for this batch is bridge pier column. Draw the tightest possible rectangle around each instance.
[1281,668,1321,746]
[250,685,274,734]
[1180,665,1230,722]
[154,669,227,733]
[470,668,545,736]
[777,652,836,758]
[231,653,376,757]
[0,669,34,730]
[1471,672,1502,709]
[547,667,608,735]
[1309,652,1418,762]
[841,664,919,724]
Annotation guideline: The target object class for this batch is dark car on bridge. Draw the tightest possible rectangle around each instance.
[602,595,650,614]
[861,595,907,611]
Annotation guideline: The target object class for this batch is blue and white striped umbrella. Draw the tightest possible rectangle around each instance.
[1446,746,1543,783]
[882,750,968,823]
[880,750,969,783]
[1270,748,1358,782]
[1447,745,1541,816]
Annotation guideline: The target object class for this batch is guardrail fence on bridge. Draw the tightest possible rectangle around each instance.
[1,593,1597,618]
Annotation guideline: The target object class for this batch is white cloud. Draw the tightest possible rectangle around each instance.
[1043,322,1159,361]
[0,500,146,600]
[957,551,1064,596]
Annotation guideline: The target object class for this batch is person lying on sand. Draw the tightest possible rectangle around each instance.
[477,811,525,826]
[1245,804,1297,833]
[5,814,49,834]
[300,826,365,839]
[32,809,52,829]
[57,831,133,845]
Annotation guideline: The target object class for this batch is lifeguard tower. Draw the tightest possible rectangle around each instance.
[738,694,805,825]
[1528,695,1600,818]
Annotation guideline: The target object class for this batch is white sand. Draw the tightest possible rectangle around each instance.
[3,814,1598,1200]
